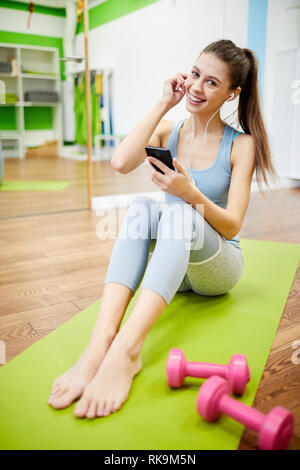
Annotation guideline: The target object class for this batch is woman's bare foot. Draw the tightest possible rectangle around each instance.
[73,335,142,419]
[48,334,115,410]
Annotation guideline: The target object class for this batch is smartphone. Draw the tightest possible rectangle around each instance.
[144,146,175,174]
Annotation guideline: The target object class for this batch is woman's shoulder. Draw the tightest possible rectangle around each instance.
[160,119,175,133]
[232,130,254,145]
[227,123,251,138]
[228,124,254,145]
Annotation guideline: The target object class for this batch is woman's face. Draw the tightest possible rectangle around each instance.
[185,52,234,113]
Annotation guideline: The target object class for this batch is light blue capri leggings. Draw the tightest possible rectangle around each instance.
[104,195,244,305]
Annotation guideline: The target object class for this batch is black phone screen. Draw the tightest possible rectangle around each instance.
[145,146,175,174]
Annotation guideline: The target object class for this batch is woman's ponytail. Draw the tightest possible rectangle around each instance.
[239,48,279,198]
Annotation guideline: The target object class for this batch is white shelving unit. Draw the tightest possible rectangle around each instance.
[0,43,63,158]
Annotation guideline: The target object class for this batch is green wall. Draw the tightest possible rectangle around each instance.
[76,0,160,34]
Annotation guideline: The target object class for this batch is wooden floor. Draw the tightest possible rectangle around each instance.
[1,156,157,218]
[0,156,299,449]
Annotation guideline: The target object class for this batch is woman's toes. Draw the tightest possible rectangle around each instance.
[48,387,68,404]
[86,400,98,419]
[96,399,107,417]
[49,389,77,409]
[51,383,60,393]
[104,399,115,416]
[112,400,120,413]
[50,385,63,398]
[50,382,62,397]
[52,386,68,399]
[74,396,91,418]
[49,388,60,400]
[48,390,65,406]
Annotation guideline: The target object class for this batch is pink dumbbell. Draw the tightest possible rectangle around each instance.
[196,376,294,450]
[166,348,250,395]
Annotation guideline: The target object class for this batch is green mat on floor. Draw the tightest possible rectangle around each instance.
[0,238,299,450]
[0,180,71,191]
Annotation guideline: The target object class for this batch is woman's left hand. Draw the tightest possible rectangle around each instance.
[144,157,196,200]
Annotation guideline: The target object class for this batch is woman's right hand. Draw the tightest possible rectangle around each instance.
[161,72,188,109]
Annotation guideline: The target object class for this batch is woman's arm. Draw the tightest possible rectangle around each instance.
[184,188,238,240]
[111,100,171,174]
[184,134,256,240]
[225,134,256,233]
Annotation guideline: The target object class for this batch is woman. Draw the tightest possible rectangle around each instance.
[48,39,278,418]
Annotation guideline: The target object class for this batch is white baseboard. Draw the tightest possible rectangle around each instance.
[60,145,110,161]
[92,191,165,210]
[251,176,300,192]
[92,177,300,210]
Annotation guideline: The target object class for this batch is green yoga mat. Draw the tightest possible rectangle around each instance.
[0,238,299,450]
[0,180,71,191]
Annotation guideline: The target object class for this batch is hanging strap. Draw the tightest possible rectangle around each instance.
[232,131,243,142]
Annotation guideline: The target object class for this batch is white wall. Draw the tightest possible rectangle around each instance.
[264,0,300,133]
[75,0,248,136]
[264,0,300,184]
[0,8,65,37]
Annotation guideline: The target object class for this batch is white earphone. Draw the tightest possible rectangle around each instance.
[227,93,235,102]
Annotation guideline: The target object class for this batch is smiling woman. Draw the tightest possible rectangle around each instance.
[48,39,279,420]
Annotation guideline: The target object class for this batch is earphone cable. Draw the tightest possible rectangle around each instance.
[186,105,239,185]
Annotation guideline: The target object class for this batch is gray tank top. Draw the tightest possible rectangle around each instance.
[166,119,241,251]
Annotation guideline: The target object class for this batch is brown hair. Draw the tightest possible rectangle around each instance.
[202,39,279,198]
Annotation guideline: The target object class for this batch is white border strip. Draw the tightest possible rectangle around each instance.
[91,176,300,210]
[92,191,165,210]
